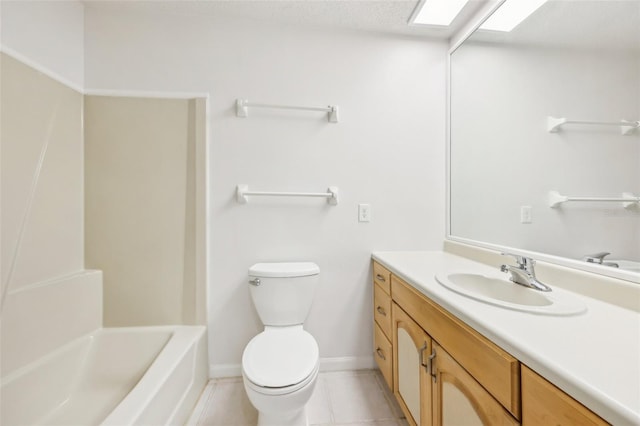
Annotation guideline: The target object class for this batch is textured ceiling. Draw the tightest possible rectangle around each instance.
[82,0,487,39]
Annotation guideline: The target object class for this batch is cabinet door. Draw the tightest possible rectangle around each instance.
[392,303,432,426]
[432,342,519,426]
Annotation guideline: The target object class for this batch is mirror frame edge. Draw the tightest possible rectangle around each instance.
[444,0,640,284]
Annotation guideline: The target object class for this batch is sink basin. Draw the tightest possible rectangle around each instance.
[436,273,586,316]
[608,260,640,273]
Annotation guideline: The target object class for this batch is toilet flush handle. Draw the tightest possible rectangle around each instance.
[249,278,261,286]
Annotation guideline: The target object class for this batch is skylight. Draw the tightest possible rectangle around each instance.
[480,0,549,32]
[410,0,469,27]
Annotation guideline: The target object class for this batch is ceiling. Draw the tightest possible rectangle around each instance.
[466,0,640,51]
[82,0,487,39]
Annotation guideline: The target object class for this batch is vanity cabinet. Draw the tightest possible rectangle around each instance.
[373,263,393,389]
[372,260,610,426]
[432,341,518,426]
[521,366,608,426]
[392,303,432,426]
[391,273,520,421]
[391,297,517,426]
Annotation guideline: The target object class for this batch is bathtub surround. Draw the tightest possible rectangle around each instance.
[85,95,207,327]
[2,3,209,423]
[0,52,101,376]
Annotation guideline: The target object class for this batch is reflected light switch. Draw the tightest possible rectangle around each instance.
[520,206,532,224]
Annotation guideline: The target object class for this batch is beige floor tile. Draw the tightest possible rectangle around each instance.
[197,378,257,426]
[191,370,404,426]
[324,371,396,423]
[337,421,400,426]
[373,370,405,419]
[308,377,334,425]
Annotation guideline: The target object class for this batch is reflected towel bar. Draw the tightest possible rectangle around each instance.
[236,185,339,205]
[547,116,639,135]
[548,190,640,209]
[236,99,339,123]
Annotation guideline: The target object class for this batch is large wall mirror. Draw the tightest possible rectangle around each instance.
[449,0,640,282]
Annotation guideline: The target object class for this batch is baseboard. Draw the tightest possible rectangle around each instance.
[209,363,242,378]
[209,355,376,379]
[319,356,376,372]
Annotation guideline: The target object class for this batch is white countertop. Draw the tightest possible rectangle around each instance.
[372,250,640,426]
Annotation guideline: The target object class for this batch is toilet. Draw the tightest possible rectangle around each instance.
[242,262,320,426]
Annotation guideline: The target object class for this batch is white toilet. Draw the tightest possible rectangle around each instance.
[242,262,320,426]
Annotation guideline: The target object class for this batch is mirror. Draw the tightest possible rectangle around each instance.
[449,0,640,280]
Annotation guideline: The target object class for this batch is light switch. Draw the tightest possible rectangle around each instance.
[520,206,532,224]
[359,204,371,222]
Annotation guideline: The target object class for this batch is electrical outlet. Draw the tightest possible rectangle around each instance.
[359,204,371,222]
[520,206,532,224]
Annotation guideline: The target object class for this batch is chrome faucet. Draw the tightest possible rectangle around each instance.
[582,252,619,268]
[500,253,552,292]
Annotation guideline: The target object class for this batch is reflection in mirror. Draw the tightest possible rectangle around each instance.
[449,0,640,279]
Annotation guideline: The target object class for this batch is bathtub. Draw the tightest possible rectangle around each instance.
[0,325,208,425]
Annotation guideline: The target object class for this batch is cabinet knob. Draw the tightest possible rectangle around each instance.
[376,274,386,282]
[376,306,387,316]
[376,348,386,360]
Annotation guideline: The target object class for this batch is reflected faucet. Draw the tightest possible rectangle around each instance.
[582,252,619,268]
[500,253,552,292]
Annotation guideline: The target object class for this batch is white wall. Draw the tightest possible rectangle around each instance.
[84,6,447,372]
[450,44,640,261]
[0,0,84,89]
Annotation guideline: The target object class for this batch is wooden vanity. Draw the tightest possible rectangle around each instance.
[372,260,609,426]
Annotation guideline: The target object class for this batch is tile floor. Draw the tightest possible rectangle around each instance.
[187,370,409,426]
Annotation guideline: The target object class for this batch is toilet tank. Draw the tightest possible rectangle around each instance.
[248,262,320,327]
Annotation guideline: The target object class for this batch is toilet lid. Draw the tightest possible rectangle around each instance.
[242,328,319,388]
[248,262,320,278]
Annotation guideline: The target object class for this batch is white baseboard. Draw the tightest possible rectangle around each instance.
[210,355,376,379]
[319,356,376,372]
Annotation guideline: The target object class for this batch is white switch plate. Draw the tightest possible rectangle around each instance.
[520,206,532,224]
[359,204,371,222]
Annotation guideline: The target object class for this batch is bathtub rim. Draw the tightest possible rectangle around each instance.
[1,325,207,426]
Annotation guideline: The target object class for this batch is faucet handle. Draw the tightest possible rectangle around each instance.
[501,252,533,267]
[583,252,611,264]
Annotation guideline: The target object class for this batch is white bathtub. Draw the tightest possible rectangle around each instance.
[0,325,208,425]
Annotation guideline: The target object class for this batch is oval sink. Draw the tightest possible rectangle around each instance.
[608,260,640,273]
[436,273,586,316]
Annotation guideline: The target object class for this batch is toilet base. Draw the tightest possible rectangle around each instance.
[257,407,308,426]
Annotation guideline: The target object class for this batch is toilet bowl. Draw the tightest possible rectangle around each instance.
[242,326,319,426]
[242,262,320,426]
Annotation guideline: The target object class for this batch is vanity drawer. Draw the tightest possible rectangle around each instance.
[374,283,392,339]
[374,322,393,390]
[391,274,521,419]
[373,261,391,295]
